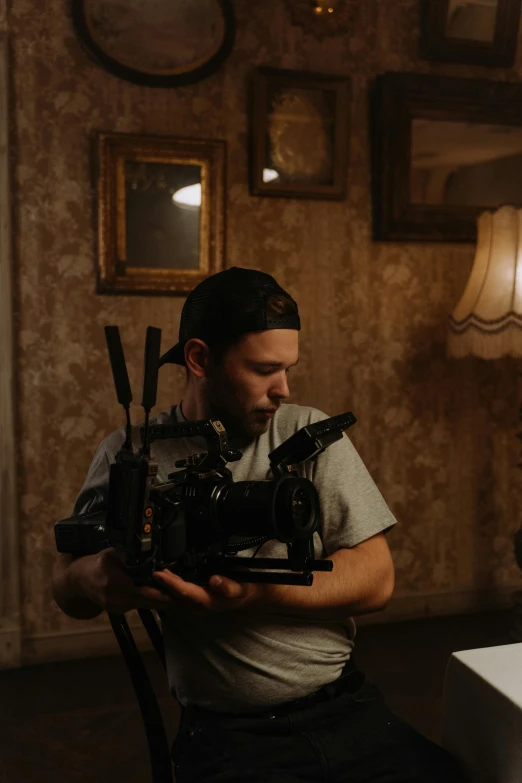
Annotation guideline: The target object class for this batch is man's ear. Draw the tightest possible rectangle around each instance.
[184,339,210,379]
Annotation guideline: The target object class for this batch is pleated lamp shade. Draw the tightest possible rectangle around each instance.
[448,205,522,359]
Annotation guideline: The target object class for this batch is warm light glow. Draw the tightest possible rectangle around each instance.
[313,0,340,14]
[262,168,280,183]
[172,183,201,207]
[448,205,522,358]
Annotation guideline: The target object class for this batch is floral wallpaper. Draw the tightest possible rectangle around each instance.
[8,0,522,658]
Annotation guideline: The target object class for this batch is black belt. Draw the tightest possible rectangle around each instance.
[185,659,364,723]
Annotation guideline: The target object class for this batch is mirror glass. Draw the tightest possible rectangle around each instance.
[265,86,336,185]
[444,0,498,42]
[85,0,226,74]
[125,161,202,270]
[410,118,522,207]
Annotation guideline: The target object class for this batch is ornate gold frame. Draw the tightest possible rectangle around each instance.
[96,132,226,295]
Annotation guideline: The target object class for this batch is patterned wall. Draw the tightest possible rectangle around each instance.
[9,0,522,654]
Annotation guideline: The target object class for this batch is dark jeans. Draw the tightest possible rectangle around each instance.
[171,664,468,783]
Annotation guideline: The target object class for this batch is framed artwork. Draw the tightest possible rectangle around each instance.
[250,67,350,200]
[420,0,522,67]
[371,72,522,242]
[72,0,236,87]
[96,132,226,295]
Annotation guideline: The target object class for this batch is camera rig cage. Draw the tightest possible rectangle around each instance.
[54,326,357,782]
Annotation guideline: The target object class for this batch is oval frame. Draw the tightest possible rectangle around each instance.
[71,0,236,88]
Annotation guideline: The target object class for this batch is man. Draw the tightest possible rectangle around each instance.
[52,267,466,782]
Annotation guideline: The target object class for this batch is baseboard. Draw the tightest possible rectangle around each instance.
[20,615,154,668]
[356,585,519,626]
[0,625,21,668]
[12,585,521,669]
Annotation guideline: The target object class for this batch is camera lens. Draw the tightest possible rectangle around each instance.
[291,488,312,528]
[212,475,319,543]
[272,477,319,542]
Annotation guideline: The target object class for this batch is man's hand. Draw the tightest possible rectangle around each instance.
[152,569,254,615]
[64,548,175,615]
[53,548,255,620]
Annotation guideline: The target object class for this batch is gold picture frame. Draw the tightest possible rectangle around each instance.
[96,132,226,295]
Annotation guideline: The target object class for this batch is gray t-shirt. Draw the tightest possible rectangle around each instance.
[72,402,397,712]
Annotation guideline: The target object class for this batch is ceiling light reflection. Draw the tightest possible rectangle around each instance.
[263,168,280,183]
[172,183,201,207]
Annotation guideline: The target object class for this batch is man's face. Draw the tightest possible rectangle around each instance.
[203,329,299,441]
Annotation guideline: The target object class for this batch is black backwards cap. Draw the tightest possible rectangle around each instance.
[159,266,301,367]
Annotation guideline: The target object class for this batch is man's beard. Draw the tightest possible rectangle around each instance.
[203,375,269,442]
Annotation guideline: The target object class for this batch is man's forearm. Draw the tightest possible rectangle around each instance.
[247,546,394,623]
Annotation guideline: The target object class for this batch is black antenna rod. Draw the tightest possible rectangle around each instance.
[140,326,161,457]
[104,326,133,452]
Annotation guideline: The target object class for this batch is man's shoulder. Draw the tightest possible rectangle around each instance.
[274,403,330,433]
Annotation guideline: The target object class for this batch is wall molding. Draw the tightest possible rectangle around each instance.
[356,584,517,626]
[0,625,22,669]
[0,31,21,669]
[22,617,154,667]
[14,586,518,669]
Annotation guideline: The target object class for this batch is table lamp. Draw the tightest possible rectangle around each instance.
[448,204,522,640]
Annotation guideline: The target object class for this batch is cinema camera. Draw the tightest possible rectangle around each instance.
[55,325,357,588]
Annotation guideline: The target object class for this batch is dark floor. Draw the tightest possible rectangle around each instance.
[0,609,513,783]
